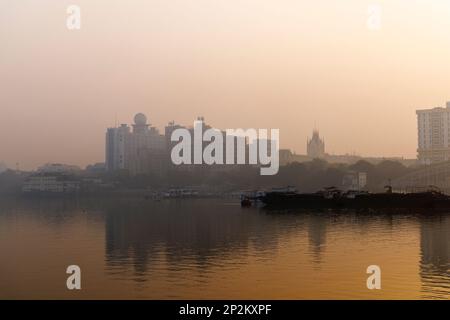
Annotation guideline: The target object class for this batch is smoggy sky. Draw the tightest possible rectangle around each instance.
[2,0,450,170]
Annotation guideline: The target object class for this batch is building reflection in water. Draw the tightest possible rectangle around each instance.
[102,199,450,298]
[1,197,449,298]
[419,215,450,299]
[307,214,327,264]
[104,200,293,280]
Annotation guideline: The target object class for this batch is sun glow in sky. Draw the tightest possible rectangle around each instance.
[2,0,450,169]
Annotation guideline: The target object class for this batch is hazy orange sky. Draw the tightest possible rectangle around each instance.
[2,0,450,170]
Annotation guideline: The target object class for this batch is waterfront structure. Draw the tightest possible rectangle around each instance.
[342,171,367,191]
[22,173,80,194]
[417,101,450,164]
[392,160,450,193]
[105,124,129,171]
[21,163,82,194]
[307,130,325,159]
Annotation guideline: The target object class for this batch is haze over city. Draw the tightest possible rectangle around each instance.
[1,1,450,304]
[3,1,450,169]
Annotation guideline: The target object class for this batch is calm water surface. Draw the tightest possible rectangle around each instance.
[0,197,448,299]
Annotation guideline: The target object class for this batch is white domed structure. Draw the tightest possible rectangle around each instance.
[134,113,147,126]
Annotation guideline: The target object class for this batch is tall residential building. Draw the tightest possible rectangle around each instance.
[105,124,129,171]
[166,117,236,169]
[417,102,450,164]
[307,130,325,159]
[127,113,166,175]
[22,174,80,194]
[105,113,166,175]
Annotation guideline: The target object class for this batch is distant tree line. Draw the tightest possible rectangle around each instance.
[0,159,414,194]
[99,159,414,192]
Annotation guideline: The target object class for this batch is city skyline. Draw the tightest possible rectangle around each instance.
[4,1,450,169]
[1,1,449,303]
[1,112,417,171]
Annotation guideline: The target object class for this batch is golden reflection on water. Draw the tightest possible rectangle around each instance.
[0,198,448,299]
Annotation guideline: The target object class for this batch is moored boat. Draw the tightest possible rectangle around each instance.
[259,186,450,209]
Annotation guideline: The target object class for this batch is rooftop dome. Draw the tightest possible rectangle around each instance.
[134,113,147,126]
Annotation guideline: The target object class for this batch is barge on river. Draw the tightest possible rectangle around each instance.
[254,186,450,209]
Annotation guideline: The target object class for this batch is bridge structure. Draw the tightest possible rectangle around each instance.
[392,161,450,194]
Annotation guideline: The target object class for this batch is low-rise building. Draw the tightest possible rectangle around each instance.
[22,174,80,194]
[342,171,367,191]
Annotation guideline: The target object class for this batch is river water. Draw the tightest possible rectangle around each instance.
[0,197,448,299]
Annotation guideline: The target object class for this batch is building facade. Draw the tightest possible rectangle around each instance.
[106,113,166,175]
[342,171,367,191]
[23,174,80,194]
[105,124,129,171]
[23,163,82,194]
[307,130,325,159]
[417,102,450,164]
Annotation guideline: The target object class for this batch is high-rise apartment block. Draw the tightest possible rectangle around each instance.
[417,102,450,164]
[106,113,166,175]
